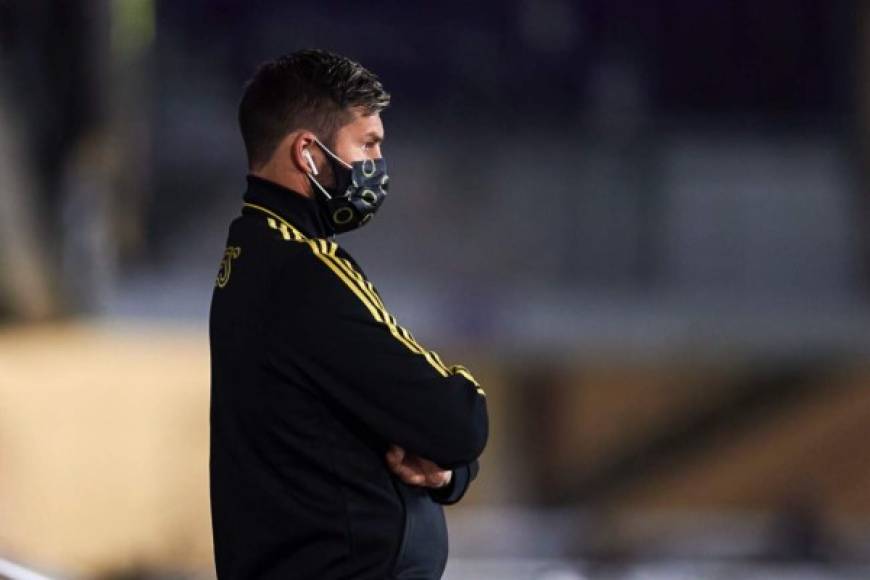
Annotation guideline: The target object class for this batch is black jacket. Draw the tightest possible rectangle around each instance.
[209,176,489,579]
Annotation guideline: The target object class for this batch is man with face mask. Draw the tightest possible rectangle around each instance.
[208,49,489,580]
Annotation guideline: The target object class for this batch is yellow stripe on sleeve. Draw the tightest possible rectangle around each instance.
[244,203,461,380]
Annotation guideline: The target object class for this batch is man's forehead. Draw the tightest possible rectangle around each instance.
[345,108,384,138]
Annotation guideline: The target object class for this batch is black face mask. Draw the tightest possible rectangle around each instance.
[306,137,389,235]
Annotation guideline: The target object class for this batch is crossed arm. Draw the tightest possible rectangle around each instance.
[270,246,488,504]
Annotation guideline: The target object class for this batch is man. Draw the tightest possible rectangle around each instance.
[209,49,489,579]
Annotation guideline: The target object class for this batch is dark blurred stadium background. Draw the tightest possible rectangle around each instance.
[2,1,870,579]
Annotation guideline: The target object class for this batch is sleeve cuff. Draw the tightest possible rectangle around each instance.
[428,460,479,505]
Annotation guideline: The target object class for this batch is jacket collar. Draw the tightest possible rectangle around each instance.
[241,174,330,239]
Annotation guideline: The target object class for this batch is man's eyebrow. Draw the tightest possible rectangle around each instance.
[365,131,384,143]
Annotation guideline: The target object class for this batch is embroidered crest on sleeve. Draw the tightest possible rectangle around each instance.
[215,246,242,288]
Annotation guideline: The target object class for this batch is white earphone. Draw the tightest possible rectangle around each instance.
[303,149,318,175]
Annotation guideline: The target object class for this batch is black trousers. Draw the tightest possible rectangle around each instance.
[392,483,449,579]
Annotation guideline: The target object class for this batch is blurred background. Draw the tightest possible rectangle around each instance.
[1,0,870,578]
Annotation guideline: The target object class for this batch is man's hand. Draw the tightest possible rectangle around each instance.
[385,444,453,488]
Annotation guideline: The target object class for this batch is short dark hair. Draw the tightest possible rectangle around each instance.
[238,49,390,169]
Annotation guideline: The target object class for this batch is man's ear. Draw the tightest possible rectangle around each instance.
[291,132,319,175]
